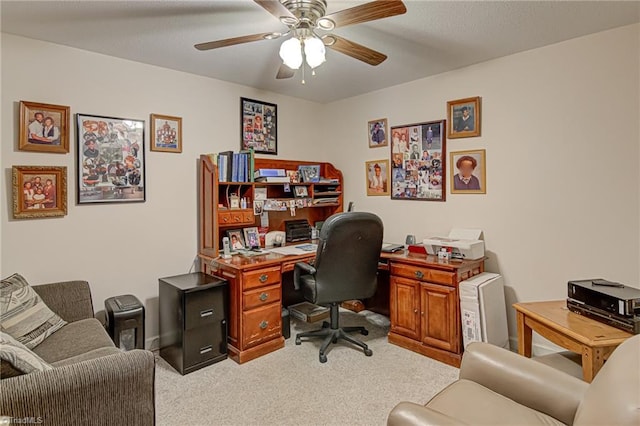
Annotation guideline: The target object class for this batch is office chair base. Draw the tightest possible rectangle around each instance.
[295,326,372,363]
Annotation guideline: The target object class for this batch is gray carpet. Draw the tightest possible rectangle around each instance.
[155,310,458,426]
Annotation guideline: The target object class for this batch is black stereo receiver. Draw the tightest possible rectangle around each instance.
[567,279,640,318]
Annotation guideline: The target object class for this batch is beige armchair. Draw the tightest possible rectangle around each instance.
[388,334,639,426]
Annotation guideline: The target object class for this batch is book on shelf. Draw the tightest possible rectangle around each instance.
[317,178,340,184]
[254,168,286,178]
[208,149,254,183]
[312,197,339,205]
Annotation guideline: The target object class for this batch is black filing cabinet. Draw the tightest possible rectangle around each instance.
[159,273,228,375]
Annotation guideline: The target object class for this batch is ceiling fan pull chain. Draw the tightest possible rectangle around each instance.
[301,62,306,85]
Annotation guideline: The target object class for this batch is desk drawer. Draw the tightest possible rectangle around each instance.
[243,267,281,290]
[242,303,281,349]
[391,264,455,286]
[243,284,281,311]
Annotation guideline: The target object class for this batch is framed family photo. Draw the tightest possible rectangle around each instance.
[447,96,481,138]
[76,113,145,204]
[12,165,67,219]
[365,159,389,196]
[226,229,245,250]
[368,118,388,148]
[391,120,446,201]
[450,149,486,194]
[150,113,182,153]
[241,97,277,155]
[19,101,70,153]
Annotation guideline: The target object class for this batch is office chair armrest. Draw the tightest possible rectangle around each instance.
[293,262,316,290]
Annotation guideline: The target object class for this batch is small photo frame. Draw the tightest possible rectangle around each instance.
[450,149,486,194]
[241,97,277,155]
[298,165,320,183]
[150,113,182,153]
[226,229,245,250]
[294,186,308,198]
[365,160,390,196]
[12,165,67,219]
[243,227,260,248]
[19,101,70,153]
[447,96,481,139]
[368,118,388,148]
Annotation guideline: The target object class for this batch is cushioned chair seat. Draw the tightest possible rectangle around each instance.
[427,379,565,426]
[51,347,122,367]
[33,318,115,363]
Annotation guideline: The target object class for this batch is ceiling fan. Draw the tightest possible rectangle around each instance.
[195,0,406,81]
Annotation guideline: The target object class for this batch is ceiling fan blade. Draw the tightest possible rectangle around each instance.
[254,0,296,21]
[322,0,406,28]
[276,64,295,79]
[323,35,387,66]
[195,32,276,51]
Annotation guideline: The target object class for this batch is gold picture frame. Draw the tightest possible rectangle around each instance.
[150,113,182,153]
[447,96,481,139]
[365,159,390,196]
[19,101,70,153]
[13,165,67,219]
[450,149,486,194]
[368,118,388,148]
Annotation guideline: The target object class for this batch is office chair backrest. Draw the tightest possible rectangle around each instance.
[312,212,384,305]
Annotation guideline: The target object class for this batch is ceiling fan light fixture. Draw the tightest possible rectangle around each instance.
[304,36,326,69]
[279,37,303,69]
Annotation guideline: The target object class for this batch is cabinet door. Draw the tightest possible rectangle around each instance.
[420,283,459,352]
[390,276,420,340]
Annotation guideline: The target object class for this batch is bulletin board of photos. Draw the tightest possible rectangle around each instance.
[390,120,445,201]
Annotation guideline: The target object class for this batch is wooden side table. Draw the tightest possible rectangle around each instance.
[513,300,632,382]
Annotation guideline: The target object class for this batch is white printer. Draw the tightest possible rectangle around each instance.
[423,228,485,260]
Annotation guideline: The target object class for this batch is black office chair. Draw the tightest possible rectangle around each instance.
[293,212,384,363]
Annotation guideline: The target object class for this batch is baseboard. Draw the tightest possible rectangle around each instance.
[507,336,566,356]
[146,335,159,351]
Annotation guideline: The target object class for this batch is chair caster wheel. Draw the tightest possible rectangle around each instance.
[295,337,301,345]
[361,329,369,336]
[364,348,373,357]
[319,354,327,363]
[332,337,338,343]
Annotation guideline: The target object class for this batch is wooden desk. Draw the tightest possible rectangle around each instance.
[513,300,632,382]
[201,250,485,366]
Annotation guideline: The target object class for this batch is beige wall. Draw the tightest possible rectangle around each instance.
[2,24,639,350]
[321,24,640,347]
[0,34,322,344]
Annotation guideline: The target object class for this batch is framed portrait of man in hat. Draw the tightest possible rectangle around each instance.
[447,96,481,139]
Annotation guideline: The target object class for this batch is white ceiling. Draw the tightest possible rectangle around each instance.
[2,1,639,103]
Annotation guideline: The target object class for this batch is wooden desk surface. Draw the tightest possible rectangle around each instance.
[513,300,632,347]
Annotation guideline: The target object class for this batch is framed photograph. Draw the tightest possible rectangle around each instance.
[19,101,70,153]
[294,185,308,198]
[226,229,245,250]
[391,120,446,201]
[368,118,388,148]
[298,165,320,183]
[12,166,67,219]
[241,97,277,155]
[150,113,182,153]
[76,113,145,204]
[447,96,481,138]
[243,227,260,248]
[365,159,390,196]
[450,149,486,194]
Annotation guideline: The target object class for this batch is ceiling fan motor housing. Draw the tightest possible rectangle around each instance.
[281,0,328,26]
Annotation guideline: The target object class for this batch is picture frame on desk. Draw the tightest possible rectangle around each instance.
[298,165,320,183]
[391,119,446,201]
[241,97,277,155]
[243,227,260,248]
[226,229,245,250]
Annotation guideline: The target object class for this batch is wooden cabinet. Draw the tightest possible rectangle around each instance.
[387,254,484,367]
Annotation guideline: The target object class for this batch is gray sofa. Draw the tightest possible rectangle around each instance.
[1,280,155,425]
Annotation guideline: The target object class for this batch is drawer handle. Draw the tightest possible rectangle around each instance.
[259,320,268,329]
[200,309,214,318]
[200,345,213,354]
[223,217,229,222]
[259,292,268,302]
[234,216,241,222]
[415,270,424,279]
[259,274,268,283]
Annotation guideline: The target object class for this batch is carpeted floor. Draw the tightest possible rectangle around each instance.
[155,310,458,426]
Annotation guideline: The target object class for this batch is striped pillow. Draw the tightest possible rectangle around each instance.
[0,273,67,349]
[1,331,53,377]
